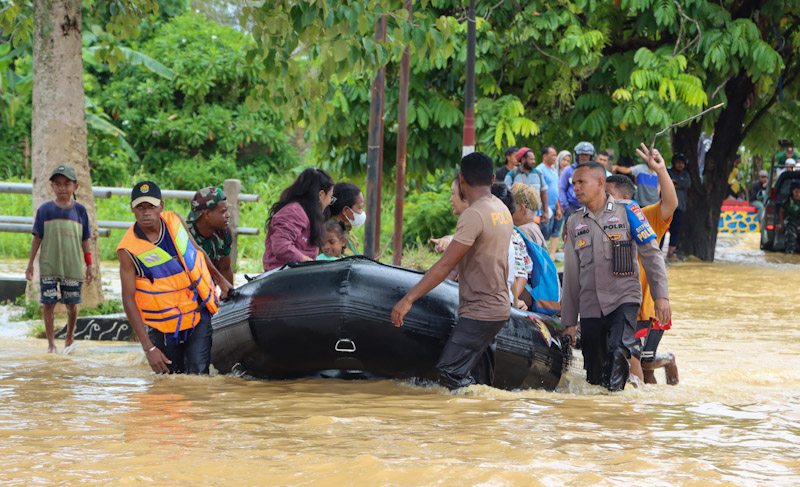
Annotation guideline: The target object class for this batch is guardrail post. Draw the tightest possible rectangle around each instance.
[224,179,242,271]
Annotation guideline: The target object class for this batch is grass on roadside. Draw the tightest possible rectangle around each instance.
[11,295,40,322]
[389,241,439,271]
[28,322,45,338]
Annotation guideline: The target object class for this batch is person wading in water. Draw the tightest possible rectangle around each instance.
[392,152,513,389]
[562,161,671,391]
[118,181,230,374]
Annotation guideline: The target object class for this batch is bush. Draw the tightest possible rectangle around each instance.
[90,154,133,188]
[11,296,41,322]
[395,242,439,271]
[0,95,32,180]
[158,153,236,192]
[79,298,123,316]
[93,13,298,190]
[402,182,457,247]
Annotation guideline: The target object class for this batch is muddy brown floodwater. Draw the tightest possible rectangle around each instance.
[1,233,799,486]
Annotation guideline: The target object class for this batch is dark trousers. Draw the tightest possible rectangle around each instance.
[641,329,664,363]
[436,317,506,390]
[147,310,213,374]
[668,209,685,249]
[579,303,639,391]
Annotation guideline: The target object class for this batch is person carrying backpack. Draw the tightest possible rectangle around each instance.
[508,183,561,315]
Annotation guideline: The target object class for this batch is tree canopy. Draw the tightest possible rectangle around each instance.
[3,0,800,261]
[240,0,796,179]
[0,2,297,189]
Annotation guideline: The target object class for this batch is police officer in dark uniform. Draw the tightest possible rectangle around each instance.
[562,160,671,391]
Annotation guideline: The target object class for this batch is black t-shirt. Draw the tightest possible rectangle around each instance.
[495,166,511,181]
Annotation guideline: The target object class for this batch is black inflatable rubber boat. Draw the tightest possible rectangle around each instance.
[211,257,570,391]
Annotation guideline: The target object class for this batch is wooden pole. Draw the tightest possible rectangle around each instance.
[376,17,387,257]
[393,1,413,266]
[364,15,387,259]
[462,0,476,157]
[223,179,241,271]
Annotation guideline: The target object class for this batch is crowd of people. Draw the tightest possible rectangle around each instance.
[28,143,692,390]
[401,142,687,391]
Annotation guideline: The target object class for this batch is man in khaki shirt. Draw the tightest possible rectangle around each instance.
[562,161,671,391]
[392,152,513,389]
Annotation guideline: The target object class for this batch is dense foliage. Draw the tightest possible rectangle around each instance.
[94,13,296,190]
[4,0,800,262]
[1,4,298,191]
[245,1,797,170]
[402,182,458,247]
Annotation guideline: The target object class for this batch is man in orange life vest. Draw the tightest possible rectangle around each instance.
[118,181,231,374]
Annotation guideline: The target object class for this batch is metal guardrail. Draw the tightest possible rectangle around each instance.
[0,222,110,237]
[0,182,259,202]
[1,178,260,265]
[0,215,259,236]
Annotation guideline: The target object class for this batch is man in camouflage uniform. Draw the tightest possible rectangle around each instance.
[187,187,234,285]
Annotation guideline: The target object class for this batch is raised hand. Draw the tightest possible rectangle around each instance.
[635,143,666,172]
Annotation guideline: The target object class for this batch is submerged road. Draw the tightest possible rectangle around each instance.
[0,233,798,486]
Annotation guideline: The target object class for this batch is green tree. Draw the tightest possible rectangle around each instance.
[94,13,296,190]
[244,0,796,260]
[0,0,160,306]
[309,11,541,177]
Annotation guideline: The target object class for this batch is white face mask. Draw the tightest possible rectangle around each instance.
[346,207,366,227]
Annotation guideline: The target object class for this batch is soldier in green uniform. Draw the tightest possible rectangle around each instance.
[187,187,235,286]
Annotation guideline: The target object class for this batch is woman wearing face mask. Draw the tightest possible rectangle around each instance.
[327,182,365,256]
[262,168,335,272]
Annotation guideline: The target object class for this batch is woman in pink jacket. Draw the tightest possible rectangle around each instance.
[262,168,335,272]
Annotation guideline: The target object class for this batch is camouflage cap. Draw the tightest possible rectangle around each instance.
[510,182,541,212]
[187,186,227,222]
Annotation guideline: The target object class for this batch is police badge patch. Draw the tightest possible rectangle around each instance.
[625,202,656,244]
[629,203,647,222]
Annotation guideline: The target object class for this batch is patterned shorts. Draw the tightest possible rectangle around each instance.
[40,277,83,305]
